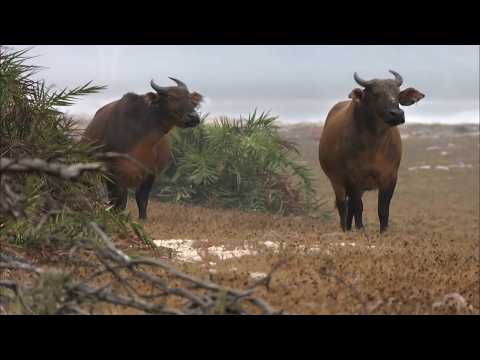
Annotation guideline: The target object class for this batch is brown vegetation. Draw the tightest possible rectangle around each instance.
[2,123,479,314]
[124,123,479,314]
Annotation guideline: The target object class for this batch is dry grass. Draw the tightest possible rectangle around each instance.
[3,123,479,314]
[120,123,479,314]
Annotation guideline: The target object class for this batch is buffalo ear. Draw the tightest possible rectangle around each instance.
[190,91,203,108]
[144,92,158,106]
[349,88,363,102]
[399,87,425,106]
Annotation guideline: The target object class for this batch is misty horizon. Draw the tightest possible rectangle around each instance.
[8,45,480,125]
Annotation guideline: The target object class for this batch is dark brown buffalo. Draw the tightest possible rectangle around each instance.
[319,70,425,233]
[83,77,203,220]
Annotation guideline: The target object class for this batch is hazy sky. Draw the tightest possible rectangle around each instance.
[9,45,480,124]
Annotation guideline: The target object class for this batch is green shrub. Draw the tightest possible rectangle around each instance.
[155,111,319,215]
[0,46,128,248]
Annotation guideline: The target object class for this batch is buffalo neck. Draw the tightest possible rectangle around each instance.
[142,107,179,139]
[352,101,391,139]
[115,109,176,153]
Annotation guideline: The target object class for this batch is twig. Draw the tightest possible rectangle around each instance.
[0,157,105,179]
[249,258,289,291]
[1,224,278,315]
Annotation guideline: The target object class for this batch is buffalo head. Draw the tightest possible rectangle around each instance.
[349,70,425,127]
[149,77,203,128]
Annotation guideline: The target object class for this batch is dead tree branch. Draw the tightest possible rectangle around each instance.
[0,157,105,179]
[0,154,278,315]
[0,223,280,315]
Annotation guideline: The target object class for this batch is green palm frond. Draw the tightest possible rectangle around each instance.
[0,45,121,247]
[156,110,322,215]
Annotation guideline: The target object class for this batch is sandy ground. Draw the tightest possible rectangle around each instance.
[117,123,480,314]
[2,123,478,314]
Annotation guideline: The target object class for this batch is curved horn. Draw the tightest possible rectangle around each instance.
[150,79,168,94]
[168,77,188,89]
[353,72,374,87]
[389,70,403,86]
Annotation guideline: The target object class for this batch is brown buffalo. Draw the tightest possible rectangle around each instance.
[319,70,425,233]
[83,77,203,220]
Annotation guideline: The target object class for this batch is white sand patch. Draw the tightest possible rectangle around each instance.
[440,151,449,156]
[207,245,258,260]
[294,244,329,254]
[153,240,258,263]
[250,272,268,280]
[449,162,472,168]
[426,146,441,151]
[410,162,473,171]
[330,242,377,250]
[263,241,280,251]
[409,165,432,171]
[447,143,455,148]
[338,242,356,247]
[400,134,410,139]
[154,235,382,264]
[153,239,202,263]
[308,246,322,253]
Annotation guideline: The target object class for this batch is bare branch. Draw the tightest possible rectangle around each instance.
[1,224,278,315]
[99,152,154,175]
[0,157,105,179]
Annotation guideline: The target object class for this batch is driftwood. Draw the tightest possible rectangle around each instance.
[0,156,280,315]
[0,152,153,179]
[0,153,149,219]
[0,157,105,179]
[0,224,280,315]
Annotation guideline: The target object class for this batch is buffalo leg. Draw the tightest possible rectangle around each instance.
[105,178,128,211]
[378,180,397,233]
[336,199,348,232]
[353,195,364,229]
[347,190,364,230]
[332,184,348,232]
[135,175,155,221]
[346,195,354,231]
